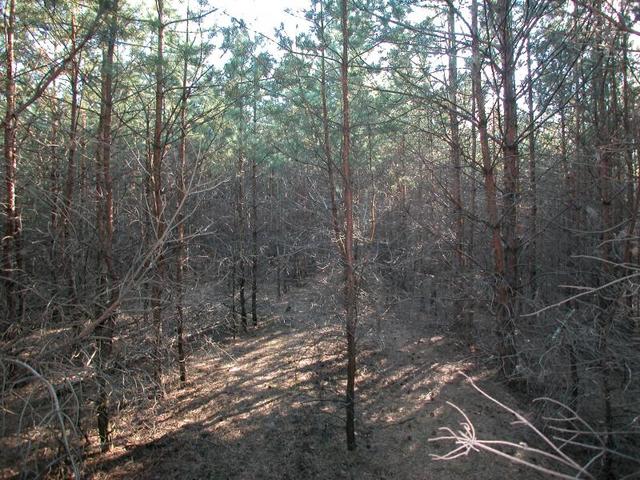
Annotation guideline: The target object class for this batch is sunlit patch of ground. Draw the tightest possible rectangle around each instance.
[84,278,547,479]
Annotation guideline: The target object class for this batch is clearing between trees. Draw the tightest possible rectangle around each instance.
[75,278,547,480]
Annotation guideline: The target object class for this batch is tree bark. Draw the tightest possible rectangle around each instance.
[526,36,537,295]
[448,4,463,270]
[593,6,614,475]
[472,0,509,373]
[62,12,81,303]
[340,0,357,452]
[49,109,62,288]
[151,0,167,388]
[621,26,637,265]
[318,1,342,252]
[2,0,19,330]
[496,0,520,378]
[236,106,248,333]
[175,18,190,386]
[251,65,259,327]
[94,0,119,451]
[447,4,467,338]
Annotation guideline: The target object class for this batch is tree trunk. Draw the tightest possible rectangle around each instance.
[497,0,520,379]
[447,4,467,339]
[236,113,248,333]
[175,21,190,386]
[231,259,237,338]
[94,0,118,451]
[319,1,342,251]
[593,9,614,475]
[622,27,637,265]
[2,0,20,330]
[151,0,166,389]
[340,0,357,452]
[469,93,477,261]
[251,67,259,327]
[472,0,509,372]
[448,4,463,269]
[367,125,376,242]
[62,12,81,304]
[48,111,62,288]
[526,37,537,296]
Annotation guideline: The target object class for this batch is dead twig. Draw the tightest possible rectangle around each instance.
[429,373,596,480]
[1,356,81,479]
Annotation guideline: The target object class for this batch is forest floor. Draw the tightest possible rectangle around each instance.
[83,277,548,480]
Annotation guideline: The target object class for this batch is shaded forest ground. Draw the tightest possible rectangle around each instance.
[77,276,549,480]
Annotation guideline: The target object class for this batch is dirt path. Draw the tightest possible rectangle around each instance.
[88,282,546,479]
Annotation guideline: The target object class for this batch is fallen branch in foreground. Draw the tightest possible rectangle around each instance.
[428,373,603,480]
[1,357,81,480]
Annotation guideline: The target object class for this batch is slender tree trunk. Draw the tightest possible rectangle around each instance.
[94,0,118,451]
[236,113,247,332]
[469,94,477,261]
[447,4,467,338]
[367,124,376,242]
[592,6,614,476]
[2,0,19,330]
[175,21,190,386]
[276,245,281,299]
[151,0,166,389]
[78,111,88,301]
[566,0,583,408]
[448,4,463,269]
[231,258,237,338]
[268,168,278,299]
[622,28,637,265]
[526,37,537,295]
[472,0,509,371]
[142,118,153,328]
[48,111,61,288]
[569,0,583,259]
[62,12,81,303]
[319,1,342,251]
[251,161,258,327]
[251,68,259,327]
[340,0,357,451]
[497,0,520,379]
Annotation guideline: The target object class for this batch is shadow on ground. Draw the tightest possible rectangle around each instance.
[87,283,546,480]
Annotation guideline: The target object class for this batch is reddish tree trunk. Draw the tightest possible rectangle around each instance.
[94,0,118,451]
[497,0,520,378]
[472,0,510,371]
[340,0,357,452]
[62,12,81,301]
[2,0,19,329]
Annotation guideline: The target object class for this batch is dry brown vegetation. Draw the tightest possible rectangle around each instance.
[1,276,558,479]
[3,1,640,478]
